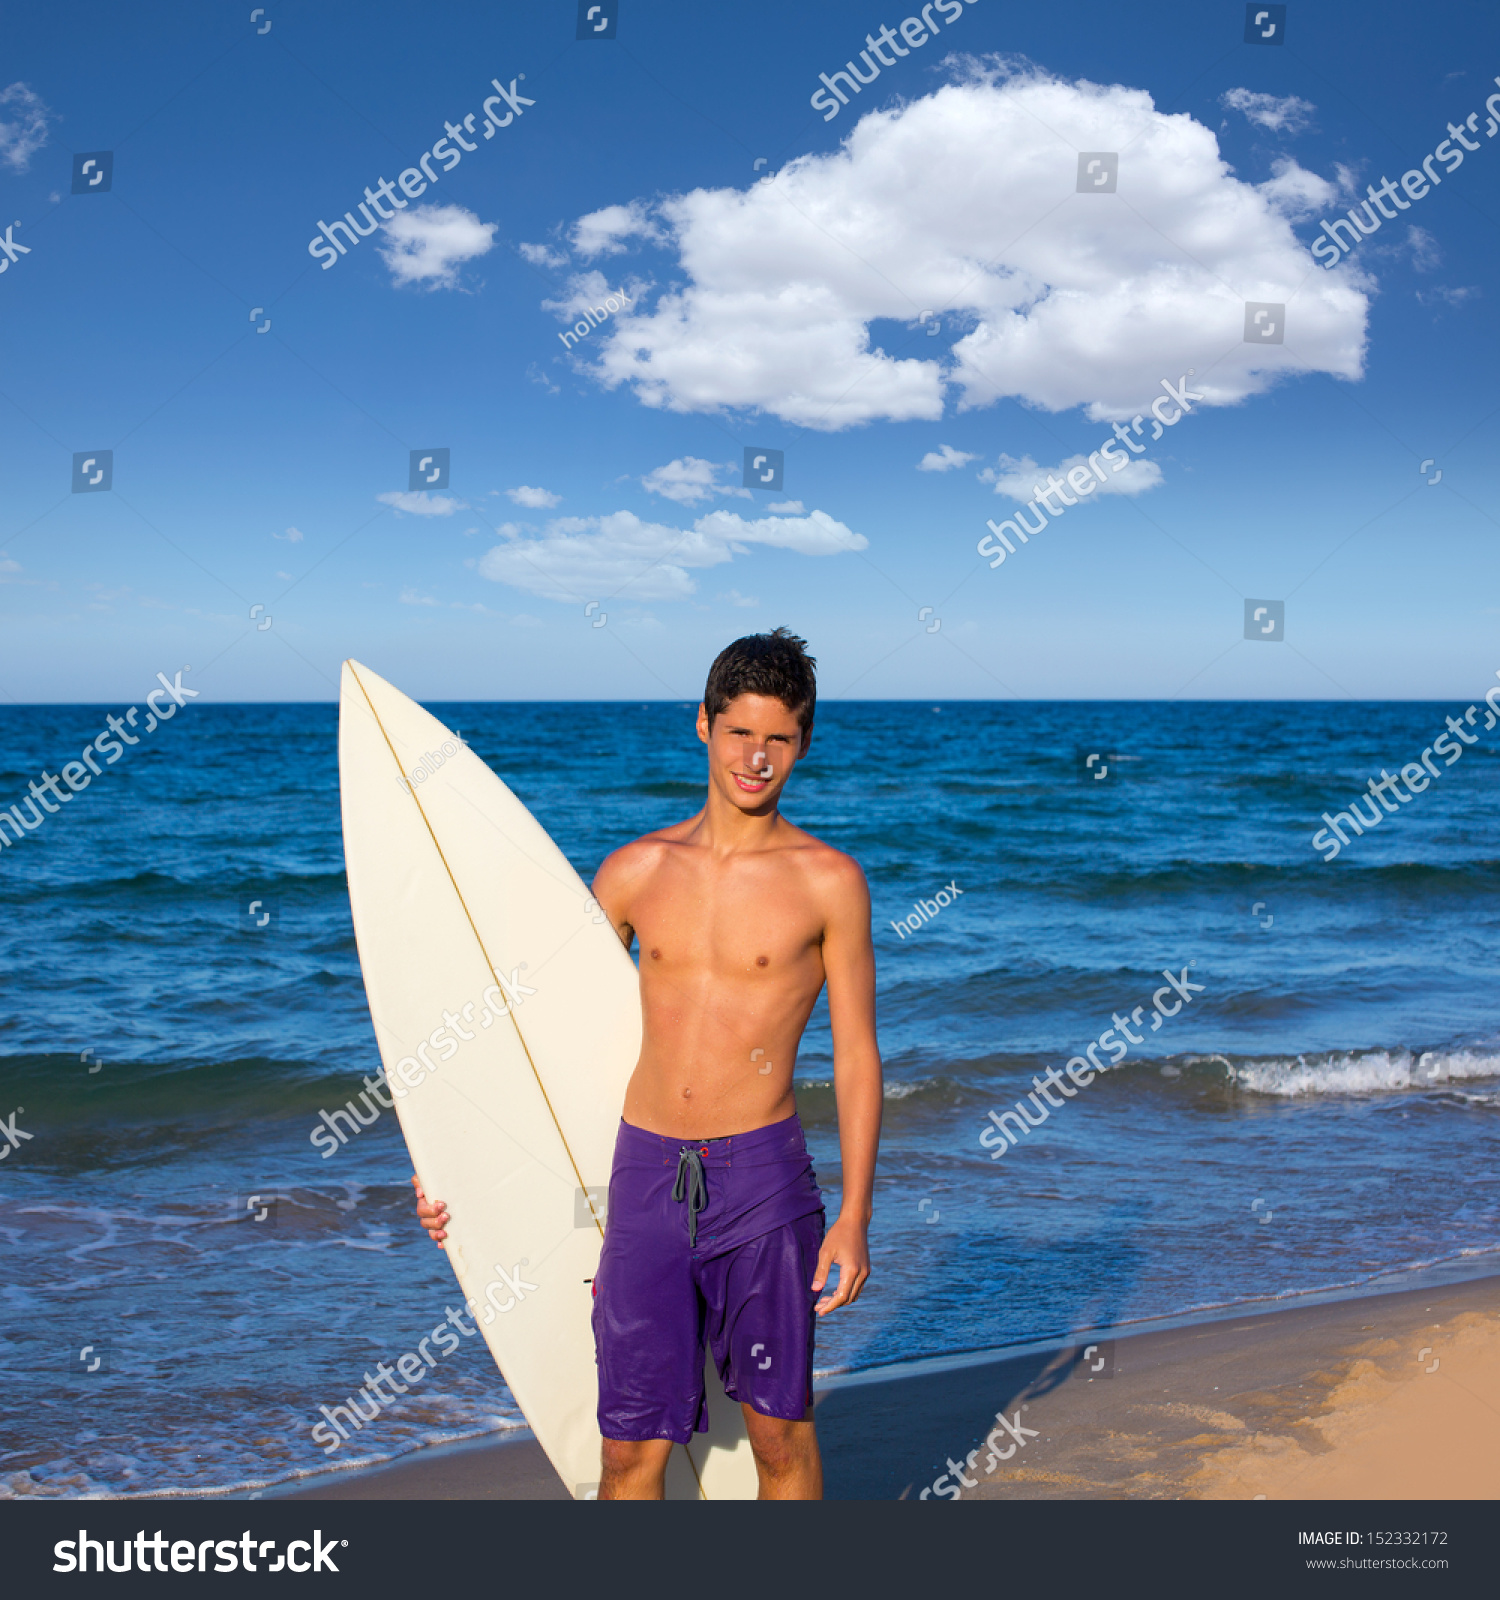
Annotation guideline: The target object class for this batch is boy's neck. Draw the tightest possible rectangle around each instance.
[694,783,784,851]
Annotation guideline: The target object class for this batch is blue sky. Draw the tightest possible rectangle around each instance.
[2,0,1497,703]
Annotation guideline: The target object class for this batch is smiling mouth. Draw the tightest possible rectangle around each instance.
[734,771,771,792]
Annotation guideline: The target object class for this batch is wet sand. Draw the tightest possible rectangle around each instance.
[268,1272,1500,1501]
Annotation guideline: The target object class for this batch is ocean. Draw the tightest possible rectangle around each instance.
[3,697,1498,1499]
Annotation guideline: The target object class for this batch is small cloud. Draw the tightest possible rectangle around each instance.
[519,241,569,269]
[1221,87,1316,135]
[767,499,805,513]
[526,360,560,395]
[917,445,977,473]
[542,270,638,326]
[572,200,663,258]
[0,82,52,174]
[378,490,464,516]
[641,456,750,506]
[0,556,20,573]
[1404,226,1443,273]
[479,507,867,603]
[1257,157,1337,221]
[980,451,1163,502]
[275,570,292,579]
[1416,284,1479,308]
[378,203,497,290]
[507,485,562,509]
[399,587,442,606]
[273,526,304,543]
[717,589,758,607]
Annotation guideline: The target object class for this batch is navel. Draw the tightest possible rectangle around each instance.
[681,1086,692,1098]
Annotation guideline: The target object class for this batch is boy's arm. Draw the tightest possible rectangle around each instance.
[589,841,647,953]
[811,853,882,1315]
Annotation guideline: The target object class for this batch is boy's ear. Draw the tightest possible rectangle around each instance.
[696,702,711,745]
[799,722,813,756]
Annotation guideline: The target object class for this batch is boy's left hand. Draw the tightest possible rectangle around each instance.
[812,1215,870,1316]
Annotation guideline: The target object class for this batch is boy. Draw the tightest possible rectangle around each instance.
[416,627,882,1499]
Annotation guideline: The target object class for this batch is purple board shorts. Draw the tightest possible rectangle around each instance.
[591,1111,825,1443]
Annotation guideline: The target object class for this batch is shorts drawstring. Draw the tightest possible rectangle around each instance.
[671,1145,708,1246]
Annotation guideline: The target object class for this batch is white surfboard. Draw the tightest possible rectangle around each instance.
[338,660,760,1500]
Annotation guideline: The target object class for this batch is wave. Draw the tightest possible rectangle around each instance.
[1211,1046,1500,1099]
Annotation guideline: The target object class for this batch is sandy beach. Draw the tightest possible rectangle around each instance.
[266,1270,1500,1501]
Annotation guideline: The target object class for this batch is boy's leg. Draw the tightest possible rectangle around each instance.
[599,1436,674,1500]
[742,1404,822,1500]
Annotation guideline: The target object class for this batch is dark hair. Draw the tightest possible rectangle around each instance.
[703,627,817,731]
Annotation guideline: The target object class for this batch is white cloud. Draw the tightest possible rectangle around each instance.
[0,83,51,173]
[572,201,662,257]
[1417,284,1478,308]
[0,556,21,574]
[274,526,304,542]
[400,587,442,606]
[519,241,569,269]
[542,269,637,324]
[640,456,751,506]
[980,451,1163,501]
[377,490,464,516]
[1222,88,1316,135]
[276,570,292,579]
[571,62,1365,429]
[478,507,867,603]
[718,589,759,607]
[507,485,562,508]
[1400,226,1443,273]
[1256,157,1337,222]
[378,204,497,290]
[918,444,977,472]
[767,499,805,513]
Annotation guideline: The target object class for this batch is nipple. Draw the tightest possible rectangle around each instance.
[756,955,768,967]
[650,948,661,960]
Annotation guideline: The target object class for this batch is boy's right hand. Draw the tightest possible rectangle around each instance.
[412,1174,450,1248]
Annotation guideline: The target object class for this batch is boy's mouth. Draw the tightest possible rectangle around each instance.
[733,770,771,793]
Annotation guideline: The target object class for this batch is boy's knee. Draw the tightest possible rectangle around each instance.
[744,1412,814,1473]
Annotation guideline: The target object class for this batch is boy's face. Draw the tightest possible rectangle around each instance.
[696,693,811,814]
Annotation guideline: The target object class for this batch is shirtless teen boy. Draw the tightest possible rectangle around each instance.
[414,627,882,1499]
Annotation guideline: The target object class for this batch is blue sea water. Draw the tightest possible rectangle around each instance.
[2,696,1498,1498]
